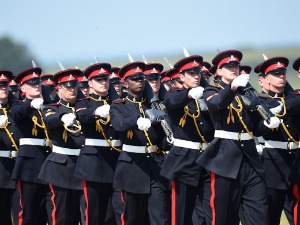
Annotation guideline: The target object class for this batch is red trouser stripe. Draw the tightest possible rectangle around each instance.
[82,180,89,225]
[210,172,216,225]
[171,180,176,225]
[120,191,125,225]
[49,184,57,225]
[17,180,23,225]
[293,184,299,225]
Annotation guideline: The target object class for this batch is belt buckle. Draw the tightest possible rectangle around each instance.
[238,133,241,141]
[9,151,12,159]
[145,146,149,154]
[287,142,290,150]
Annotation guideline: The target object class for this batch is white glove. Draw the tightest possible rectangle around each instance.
[189,86,204,99]
[263,116,281,129]
[269,101,283,115]
[256,144,264,155]
[0,115,8,127]
[231,74,250,88]
[137,117,151,131]
[61,113,76,127]
[31,98,44,109]
[95,104,110,118]
[198,98,208,111]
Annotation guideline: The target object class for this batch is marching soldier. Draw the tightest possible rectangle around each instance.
[239,64,251,75]
[41,74,58,102]
[109,67,124,98]
[197,50,281,225]
[0,70,19,225]
[74,62,121,225]
[210,66,221,86]
[168,68,184,89]
[201,61,212,84]
[257,56,300,225]
[77,73,90,97]
[38,68,84,225]
[110,61,170,225]
[160,70,172,91]
[11,66,51,225]
[144,62,164,95]
[160,55,214,225]
[8,78,21,100]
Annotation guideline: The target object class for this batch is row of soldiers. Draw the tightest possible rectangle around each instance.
[1,49,300,225]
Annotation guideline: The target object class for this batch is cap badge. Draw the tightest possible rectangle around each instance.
[135,67,141,73]
[10,80,17,85]
[151,68,157,73]
[0,74,5,80]
[68,74,75,80]
[82,76,88,81]
[276,62,283,68]
[46,79,53,85]
[100,68,105,74]
[229,55,237,62]
[31,72,38,78]
[193,61,199,67]
[110,72,118,79]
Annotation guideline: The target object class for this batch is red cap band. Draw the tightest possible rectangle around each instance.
[178,61,200,72]
[123,67,144,79]
[265,62,287,74]
[20,73,40,84]
[58,74,77,83]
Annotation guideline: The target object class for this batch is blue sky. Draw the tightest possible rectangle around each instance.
[1,0,300,68]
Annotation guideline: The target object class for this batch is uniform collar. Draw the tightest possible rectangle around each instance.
[59,99,75,108]
[268,90,285,97]
[90,93,109,101]
[126,94,145,102]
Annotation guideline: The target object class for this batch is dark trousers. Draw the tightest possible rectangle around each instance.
[105,190,117,225]
[46,184,82,225]
[112,189,124,225]
[82,180,112,225]
[210,160,269,225]
[16,180,48,225]
[0,188,14,225]
[283,191,295,225]
[122,179,170,225]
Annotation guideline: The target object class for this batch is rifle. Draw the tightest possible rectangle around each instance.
[238,83,276,124]
[143,81,173,143]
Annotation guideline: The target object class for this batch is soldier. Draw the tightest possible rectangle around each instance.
[210,66,221,86]
[168,68,183,89]
[110,61,170,225]
[0,70,19,225]
[144,62,163,95]
[201,61,212,84]
[109,67,124,98]
[196,50,281,225]
[8,78,21,99]
[239,64,251,75]
[259,56,300,225]
[11,66,51,225]
[160,70,172,91]
[38,68,84,225]
[74,62,121,225]
[160,55,214,225]
[41,74,58,102]
[77,73,90,97]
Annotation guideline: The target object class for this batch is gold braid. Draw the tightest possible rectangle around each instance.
[218,85,254,139]
[270,96,298,145]
[0,107,19,151]
[179,100,208,144]
[126,96,157,152]
[59,101,81,142]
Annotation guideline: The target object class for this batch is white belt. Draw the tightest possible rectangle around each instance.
[173,138,208,150]
[214,130,253,141]
[19,138,51,147]
[0,151,17,158]
[257,136,265,144]
[52,145,81,156]
[122,144,157,153]
[85,138,121,147]
[265,140,299,150]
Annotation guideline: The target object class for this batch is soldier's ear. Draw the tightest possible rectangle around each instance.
[20,85,26,93]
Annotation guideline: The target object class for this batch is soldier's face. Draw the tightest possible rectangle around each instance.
[146,77,161,93]
[58,85,78,103]
[258,76,268,93]
[89,78,109,96]
[20,83,42,99]
[204,74,210,84]
[125,77,145,96]
[180,71,200,88]
[218,64,239,83]
[80,87,90,97]
[265,72,286,91]
[0,85,9,103]
[112,82,122,97]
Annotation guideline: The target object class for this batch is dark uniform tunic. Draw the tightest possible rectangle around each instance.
[160,87,214,225]
[10,99,51,225]
[0,103,19,225]
[110,94,170,225]
[74,94,120,225]
[261,91,300,225]
[197,82,269,225]
[38,99,84,225]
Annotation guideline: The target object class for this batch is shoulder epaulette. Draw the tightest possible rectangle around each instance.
[113,99,126,104]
